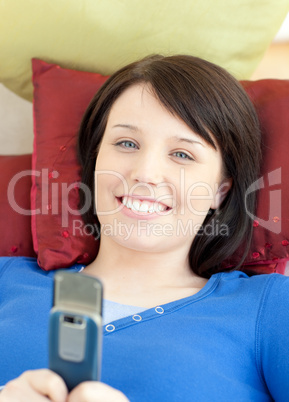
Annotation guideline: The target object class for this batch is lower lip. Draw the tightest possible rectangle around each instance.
[116,198,171,221]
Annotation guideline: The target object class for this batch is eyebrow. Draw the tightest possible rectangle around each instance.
[170,135,205,147]
[112,124,206,147]
[112,124,139,132]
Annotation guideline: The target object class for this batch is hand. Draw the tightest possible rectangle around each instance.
[0,369,67,401]
[68,382,130,402]
[0,369,129,402]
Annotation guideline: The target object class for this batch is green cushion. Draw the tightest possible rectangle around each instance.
[0,0,288,101]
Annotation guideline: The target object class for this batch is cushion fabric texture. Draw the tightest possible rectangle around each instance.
[0,0,289,100]
[31,59,108,269]
[0,154,36,258]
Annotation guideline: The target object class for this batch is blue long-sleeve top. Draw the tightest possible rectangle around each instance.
[1,256,289,401]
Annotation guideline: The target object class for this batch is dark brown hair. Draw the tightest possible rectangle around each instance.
[78,55,261,278]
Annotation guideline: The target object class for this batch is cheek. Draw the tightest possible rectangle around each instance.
[94,172,128,213]
[95,153,130,187]
[95,174,116,198]
[174,172,220,217]
[95,151,114,171]
[188,181,217,213]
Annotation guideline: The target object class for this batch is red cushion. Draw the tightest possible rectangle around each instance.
[31,59,289,273]
[31,59,109,269]
[224,80,289,274]
[0,154,36,257]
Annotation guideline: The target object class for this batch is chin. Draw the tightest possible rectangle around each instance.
[111,235,169,253]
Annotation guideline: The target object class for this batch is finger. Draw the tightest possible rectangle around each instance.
[22,369,68,402]
[0,377,52,402]
[68,381,129,402]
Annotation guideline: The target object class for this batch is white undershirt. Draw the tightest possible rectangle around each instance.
[103,299,146,325]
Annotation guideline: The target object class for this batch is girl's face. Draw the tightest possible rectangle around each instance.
[94,84,230,254]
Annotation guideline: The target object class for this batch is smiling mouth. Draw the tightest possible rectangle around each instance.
[117,196,171,214]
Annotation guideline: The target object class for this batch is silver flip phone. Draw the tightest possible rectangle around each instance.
[49,271,103,391]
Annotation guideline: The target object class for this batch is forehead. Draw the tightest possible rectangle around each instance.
[106,84,199,138]
[108,83,159,114]
[106,83,218,149]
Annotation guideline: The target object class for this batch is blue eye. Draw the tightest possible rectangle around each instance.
[173,151,193,160]
[116,140,138,149]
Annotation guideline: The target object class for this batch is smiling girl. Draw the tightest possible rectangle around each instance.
[1,55,289,401]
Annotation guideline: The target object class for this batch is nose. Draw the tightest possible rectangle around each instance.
[130,150,165,186]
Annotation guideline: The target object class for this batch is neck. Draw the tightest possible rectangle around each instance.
[84,237,208,307]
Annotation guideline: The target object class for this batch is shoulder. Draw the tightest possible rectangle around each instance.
[0,256,56,285]
[0,256,44,281]
[216,269,289,294]
[252,272,289,323]
[217,270,289,328]
[0,256,84,290]
[242,271,289,308]
[213,270,289,311]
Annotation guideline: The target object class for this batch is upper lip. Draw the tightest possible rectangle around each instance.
[117,195,172,209]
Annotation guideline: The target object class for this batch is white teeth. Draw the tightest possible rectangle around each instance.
[148,205,154,213]
[139,203,149,212]
[158,204,166,212]
[121,197,167,214]
[132,201,140,211]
